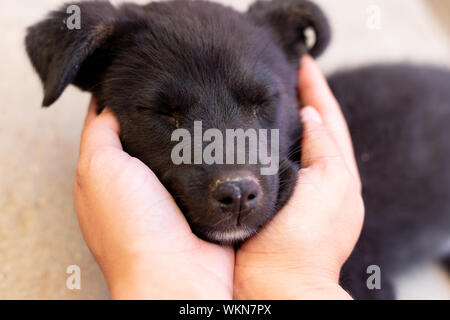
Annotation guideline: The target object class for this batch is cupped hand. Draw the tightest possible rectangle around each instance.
[234,55,364,300]
[73,100,234,299]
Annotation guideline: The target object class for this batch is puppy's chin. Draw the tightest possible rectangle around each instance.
[200,226,257,244]
[182,170,290,244]
[187,202,278,244]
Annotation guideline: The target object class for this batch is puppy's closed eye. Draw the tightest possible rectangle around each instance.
[135,105,179,126]
[135,105,151,113]
[233,83,281,109]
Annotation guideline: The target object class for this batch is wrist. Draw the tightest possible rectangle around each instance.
[105,256,233,300]
[234,266,352,300]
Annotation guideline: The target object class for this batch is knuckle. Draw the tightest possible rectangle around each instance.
[86,148,114,173]
[76,148,114,182]
[74,168,84,191]
[309,157,336,174]
[315,158,346,179]
[355,194,365,215]
[299,167,325,186]
[74,158,88,191]
[307,158,363,197]
[341,171,354,189]
[354,178,363,194]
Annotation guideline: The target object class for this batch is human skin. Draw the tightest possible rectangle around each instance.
[73,100,234,299]
[234,55,364,300]
[73,55,363,299]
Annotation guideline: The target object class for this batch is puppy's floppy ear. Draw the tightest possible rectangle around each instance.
[25,1,119,106]
[248,0,331,60]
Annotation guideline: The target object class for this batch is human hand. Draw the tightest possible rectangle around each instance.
[234,55,364,300]
[73,99,234,299]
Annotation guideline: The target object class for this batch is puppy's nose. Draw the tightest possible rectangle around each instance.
[213,178,261,214]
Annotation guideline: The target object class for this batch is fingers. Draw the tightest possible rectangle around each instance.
[80,98,122,158]
[300,106,342,169]
[299,55,361,186]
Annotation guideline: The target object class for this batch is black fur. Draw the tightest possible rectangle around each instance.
[329,65,450,299]
[26,0,315,243]
[25,0,450,299]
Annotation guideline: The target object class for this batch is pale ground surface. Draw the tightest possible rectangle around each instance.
[0,0,449,299]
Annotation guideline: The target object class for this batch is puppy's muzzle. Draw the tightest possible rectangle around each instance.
[212,176,261,217]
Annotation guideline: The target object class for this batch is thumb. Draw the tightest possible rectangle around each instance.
[300,106,342,169]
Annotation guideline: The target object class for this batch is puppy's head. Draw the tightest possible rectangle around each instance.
[26,0,330,243]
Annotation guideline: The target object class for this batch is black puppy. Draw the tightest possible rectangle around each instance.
[26,0,450,299]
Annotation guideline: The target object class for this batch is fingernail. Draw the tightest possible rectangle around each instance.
[301,106,323,124]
